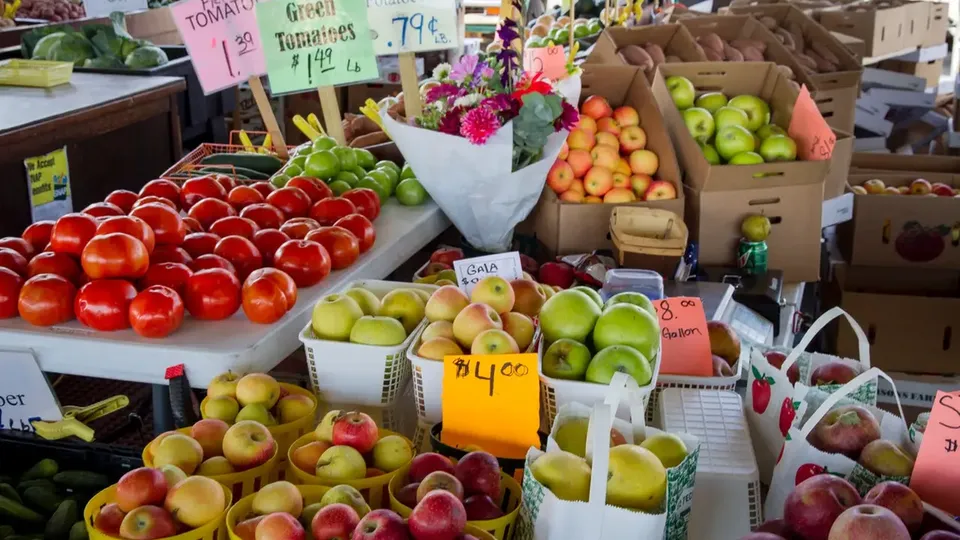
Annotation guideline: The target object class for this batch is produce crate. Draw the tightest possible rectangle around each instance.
[0,58,72,87]
[160,131,295,183]
[0,430,143,479]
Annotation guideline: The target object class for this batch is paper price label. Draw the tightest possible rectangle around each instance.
[653,297,713,377]
[910,391,960,516]
[367,0,458,55]
[83,0,148,18]
[256,0,380,95]
[523,45,566,80]
[441,353,540,459]
[788,85,836,161]
[24,147,72,223]
[0,351,62,433]
[453,252,523,295]
[170,0,267,95]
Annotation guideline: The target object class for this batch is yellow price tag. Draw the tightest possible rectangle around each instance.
[23,147,72,222]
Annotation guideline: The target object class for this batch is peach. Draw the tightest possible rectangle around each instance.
[559,141,569,160]
[567,150,593,178]
[615,158,632,176]
[584,166,614,196]
[559,190,584,203]
[510,279,546,317]
[619,126,647,153]
[584,196,603,203]
[597,117,621,136]
[190,418,229,458]
[590,145,620,170]
[568,178,585,194]
[547,160,575,194]
[576,115,597,134]
[595,132,620,150]
[613,106,640,127]
[603,187,636,203]
[611,173,630,189]
[643,180,677,201]
[630,149,659,176]
[567,129,595,151]
[292,441,331,473]
[581,95,612,120]
[630,174,653,198]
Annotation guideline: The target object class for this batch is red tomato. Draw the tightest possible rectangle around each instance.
[140,263,193,296]
[0,248,28,277]
[241,276,287,324]
[80,233,149,280]
[96,216,156,254]
[182,232,221,258]
[252,229,290,266]
[130,203,186,246]
[180,176,228,210]
[287,177,332,203]
[27,252,83,285]
[185,268,241,320]
[273,240,330,287]
[304,226,359,270]
[334,214,376,254]
[309,197,358,226]
[266,187,312,219]
[279,217,321,240]
[139,179,182,209]
[105,190,139,213]
[22,221,55,253]
[74,279,137,331]
[250,181,276,198]
[83,202,124,219]
[209,216,260,240]
[0,237,35,261]
[240,203,285,230]
[342,188,381,221]
[190,254,236,274]
[0,267,23,318]
[227,186,265,210]
[18,274,76,326]
[133,196,177,210]
[49,213,99,256]
[245,267,297,309]
[212,174,237,193]
[182,217,203,234]
[151,245,193,266]
[129,285,185,338]
[214,235,262,280]
[188,198,236,231]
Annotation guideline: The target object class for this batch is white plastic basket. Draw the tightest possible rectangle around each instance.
[659,388,763,539]
[300,280,437,406]
[645,344,747,424]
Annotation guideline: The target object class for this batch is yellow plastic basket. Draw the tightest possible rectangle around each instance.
[85,483,232,540]
[285,430,413,509]
[143,428,280,502]
[0,59,73,87]
[387,461,522,540]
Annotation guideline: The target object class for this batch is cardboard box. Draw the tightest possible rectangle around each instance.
[522,65,685,256]
[651,62,830,192]
[819,4,908,59]
[825,129,854,199]
[851,152,960,173]
[840,172,960,269]
[829,264,960,376]
[685,181,824,282]
[921,2,949,47]
[879,58,944,89]
[876,373,960,423]
[904,2,931,51]
[831,31,866,59]
[585,25,707,78]
[126,8,182,46]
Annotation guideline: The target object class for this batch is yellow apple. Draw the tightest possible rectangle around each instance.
[222,420,276,470]
[422,320,455,342]
[319,485,370,518]
[402,288,431,304]
[378,289,426,333]
[252,480,303,517]
[164,475,226,528]
[235,403,277,426]
[510,279,546,317]
[159,465,187,489]
[344,287,381,316]
[418,337,463,361]
[196,456,235,476]
[470,276,515,313]
[371,434,414,472]
[530,450,591,502]
[276,394,315,424]
[606,445,666,512]
[314,410,341,442]
[235,373,281,408]
[207,372,239,399]
[152,434,203,475]
[424,286,470,323]
[202,395,239,423]
[316,445,367,482]
[640,433,688,469]
[471,329,520,355]
[502,312,535,351]
[146,431,176,462]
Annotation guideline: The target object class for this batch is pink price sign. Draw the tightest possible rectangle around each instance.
[523,45,566,80]
[170,0,267,95]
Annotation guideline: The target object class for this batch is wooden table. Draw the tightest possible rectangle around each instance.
[0,73,184,236]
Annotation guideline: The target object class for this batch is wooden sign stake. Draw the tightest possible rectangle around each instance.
[247,76,288,158]
[398,52,422,119]
[316,86,346,145]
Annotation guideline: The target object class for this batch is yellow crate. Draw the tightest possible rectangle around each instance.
[0,59,73,88]
[85,483,232,540]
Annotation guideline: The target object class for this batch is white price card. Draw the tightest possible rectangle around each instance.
[0,351,62,433]
[83,0,148,18]
[453,252,523,295]
[367,0,459,55]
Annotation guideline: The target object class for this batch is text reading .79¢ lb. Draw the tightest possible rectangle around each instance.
[367,0,459,55]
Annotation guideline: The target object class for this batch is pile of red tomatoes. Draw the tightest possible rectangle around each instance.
[0,174,381,338]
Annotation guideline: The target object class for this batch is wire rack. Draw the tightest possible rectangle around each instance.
[161,130,296,184]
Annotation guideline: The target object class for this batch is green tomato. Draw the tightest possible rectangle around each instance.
[526,37,543,49]
[358,177,388,203]
[365,170,394,196]
[395,178,428,206]
[270,174,290,188]
[312,136,338,152]
[400,163,417,181]
[376,166,400,190]
[375,160,400,175]
[328,180,352,196]
[573,24,591,39]
[349,166,368,180]
[353,148,377,170]
[290,155,308,169]
[332,147,358,170]
[304,150,340,179]
[283,164,303,177]
[335,171,360,187]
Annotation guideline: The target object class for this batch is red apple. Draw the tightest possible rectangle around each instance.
[352,509,410,540]
[921,532,960,539]
[94,503,126,536]
[811,405,881,457]
[417,471,464,502]
[810,361,858,386]
[519,254,539,276]
[739,534,786,540]
[464,495,504,521]
[408,491,467,540]
[783,475,861,540]
[116,467,169,512]
[119,505,178,540]
[765,351,799,384]
[828,504,909,540]
[235,516,265,540]
[454,451,501,500]
[756,519,791,536]
[864,481,924,532]
[537,262,575,289]
[431,248,464,267]
[408,453,455,483]
[332,411,378,454]
[396,482,420,508]
[310,503,359,540]
[256,512,305,540]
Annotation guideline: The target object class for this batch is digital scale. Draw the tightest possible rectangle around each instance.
[664,281,776,347]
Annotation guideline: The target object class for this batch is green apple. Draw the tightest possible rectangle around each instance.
[376,160,400,175]
[344,287,381,315]
[682,107,715,144]
[714,125,756,162]
[376,166,400,191]
[538,290,602,343]
[665,76,696,110]
[358,177,388,203]
[592,303,659,359]
[530,450,591,502]
[235,403,277,426]
[400,163,417,180]
[305,150,340,179]
[312,136,338,152]
[335,171,360,187]
[320,485,370,517]
[587,20,602,34]
[694,92,728,114]
[332,147,358,170]
[572,286,603,309]
[573,23,591,38]
[350,316,407,346]
[353,148,377,170]
[371,434,413,472]
[742,214,771,242]
[329,180,352,196]
[365,169,394,196]
[553,27,569,43]
[203,395,239,423]
[311,294,363,341]
[640,432,688,469]
[283,164,303,178]
[270,174,290,188]
[349,166,368,179]
[604,292,655,318]
[606,445,666,512]
[728,151,764,165]
[542,338,592,380]
[396,178,428,206]
[316,445,367,482]
[759,135,798,162]
[728,95,771,132]
[756,124,787,140]
[713,106,750,131]
[699,142,721,165]
[300,503,324,528]
[378,289,425,334]
[586,345,653,386]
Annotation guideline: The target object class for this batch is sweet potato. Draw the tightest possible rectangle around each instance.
[703,47,724,61]
[785,21,806,51]
[759,16,778,30]
[811,41,841,65]
[776,65,796,79]
[731,39,766,53]
[794,53,818,71]
[643,43,667,67]
[697,33,725,54]
[618,45,655,71]
[736,45,765,61]
[774,28,796,51]
[723,43,745,61]
[805,48,838,72]
[665,55,683,63]
[350,131,390,148]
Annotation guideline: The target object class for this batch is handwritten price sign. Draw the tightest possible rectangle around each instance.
[910,391,960,516]
[367,0,459,55]
[170,0,267,95]
[256,0,379,95]
[441,354,540,459]
[523,45,567,80]
[0,351,62,434]
[787,85,836,161]
[653,297,713,377]
[452,252,523,295]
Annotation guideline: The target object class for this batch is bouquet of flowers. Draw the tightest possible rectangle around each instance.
[382,1,581,252]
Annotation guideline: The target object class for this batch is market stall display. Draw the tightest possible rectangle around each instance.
[20,14,168,68]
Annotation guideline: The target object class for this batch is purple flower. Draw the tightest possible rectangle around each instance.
[460,106,502,144]
[556,100,580,131]
[450,55,479,83]
[426,83,463,104]
[479,64,495,81]
[481,94,521,121]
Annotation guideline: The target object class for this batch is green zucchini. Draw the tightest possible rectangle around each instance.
[199,153,284,175]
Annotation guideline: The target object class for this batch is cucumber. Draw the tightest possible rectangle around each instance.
[51,472,108,491]
[22,487,60,514]
[0,484,21,504]
[199,166,268,180]
[44,500,78,540]
[16,480,54,494]
[67,523,86,540]
[0,495,44,523]
[0,525,14,539]
[200,153,284,175]
[20,460,58,482]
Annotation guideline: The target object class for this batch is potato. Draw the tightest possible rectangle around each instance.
[643,43,667,66]
[812,42,841,65]
[723,43,744,61]
[618,45,655,71]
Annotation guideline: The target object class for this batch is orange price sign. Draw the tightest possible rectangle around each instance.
[910,391,960,515]
[653,297,713,377]
[787,85,836,161]
[523,45,567,80]
[441,353,540,459]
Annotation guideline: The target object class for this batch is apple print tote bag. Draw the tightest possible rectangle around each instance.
[746,307,876,483]
[514,373,700,540]
[765,367,912,520]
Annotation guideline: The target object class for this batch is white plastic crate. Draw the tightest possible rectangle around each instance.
[645,344,748,424]
[300,280,437,406]
[659,388,762,540]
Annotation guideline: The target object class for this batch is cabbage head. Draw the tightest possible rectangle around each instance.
[83,56,126,69]
[47,34,96,66]
[32,32,65,60]
[124,46,168,69]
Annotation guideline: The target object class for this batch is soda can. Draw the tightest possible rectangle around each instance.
[737,238,768,275]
